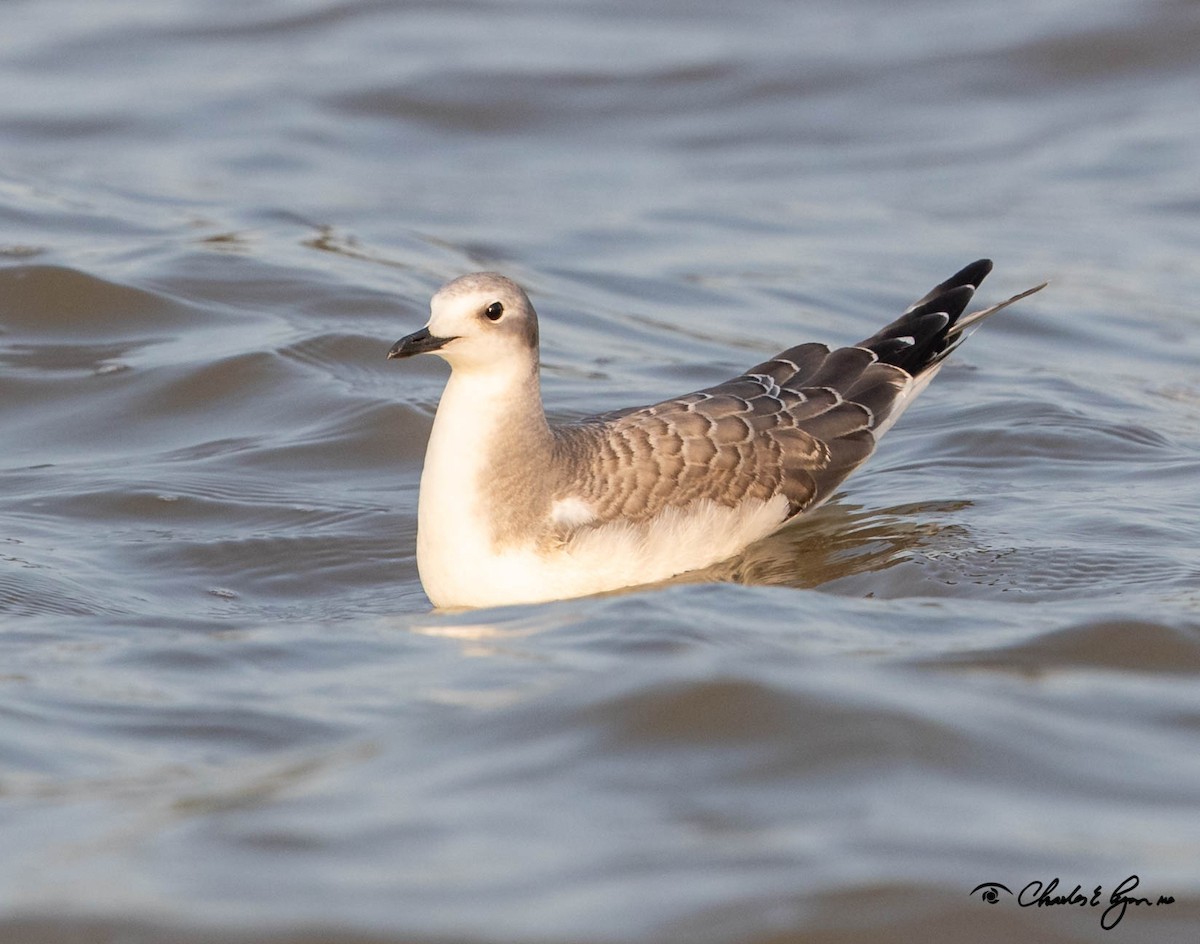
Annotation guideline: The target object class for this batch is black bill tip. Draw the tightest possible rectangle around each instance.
[387,326,455,359]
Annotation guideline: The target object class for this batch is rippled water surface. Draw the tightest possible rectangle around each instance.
[2,1,1199,942]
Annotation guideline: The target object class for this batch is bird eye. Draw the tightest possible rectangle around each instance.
[484,301,504,321]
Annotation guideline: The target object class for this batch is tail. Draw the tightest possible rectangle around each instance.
[859,259,1048,378]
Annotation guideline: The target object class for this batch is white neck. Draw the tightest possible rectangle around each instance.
[415,360,553,604]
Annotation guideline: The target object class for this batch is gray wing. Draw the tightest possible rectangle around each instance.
[551,259,1043,530]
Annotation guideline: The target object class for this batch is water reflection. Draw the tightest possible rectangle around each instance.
[704,498,970,590]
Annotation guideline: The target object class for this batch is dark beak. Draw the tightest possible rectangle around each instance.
[387,326,456,359]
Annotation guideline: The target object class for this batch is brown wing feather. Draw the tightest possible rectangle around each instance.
[549,259,1040,536]
[552,342,904,530]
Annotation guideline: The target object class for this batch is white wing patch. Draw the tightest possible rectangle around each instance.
[551,496,597,528]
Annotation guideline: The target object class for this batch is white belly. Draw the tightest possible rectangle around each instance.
[417,493,790,609]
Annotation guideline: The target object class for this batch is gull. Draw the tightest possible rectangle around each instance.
[389,260,1045,608]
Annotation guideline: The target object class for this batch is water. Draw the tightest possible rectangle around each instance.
[2,1,1199,941]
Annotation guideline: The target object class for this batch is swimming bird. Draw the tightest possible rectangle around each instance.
[389,261,1045,609]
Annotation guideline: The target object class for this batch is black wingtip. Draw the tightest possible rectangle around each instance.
[908,284,976,323]
[957,258,993,287]
[860,260,999,375]
[903,259,993,315]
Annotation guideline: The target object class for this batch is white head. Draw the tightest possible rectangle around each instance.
[388,273,539,374]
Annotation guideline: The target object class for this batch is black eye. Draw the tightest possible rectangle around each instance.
[484,301,504,321]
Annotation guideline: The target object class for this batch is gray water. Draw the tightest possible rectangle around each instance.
[2,1,1199,942]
